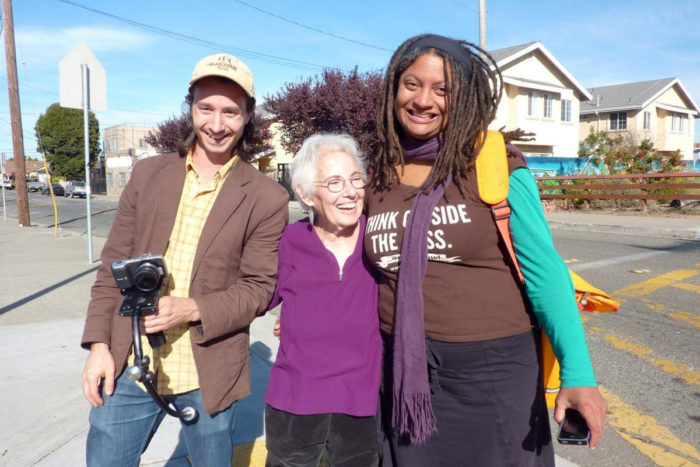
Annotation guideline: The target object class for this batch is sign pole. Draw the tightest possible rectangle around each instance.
[1,152,6,221]
[82,63,94,263]
[60,43,105,263]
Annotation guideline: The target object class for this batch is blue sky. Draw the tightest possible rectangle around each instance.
[2,0,699,160]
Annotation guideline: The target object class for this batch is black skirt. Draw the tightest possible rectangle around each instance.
[380,330,555,467]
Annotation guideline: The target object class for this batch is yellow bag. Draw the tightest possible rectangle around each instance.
[476,131,619,409]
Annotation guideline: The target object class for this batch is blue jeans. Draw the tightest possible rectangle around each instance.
[86,372,237,467]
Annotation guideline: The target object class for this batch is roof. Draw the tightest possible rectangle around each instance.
[489,42,538,63]
[1,158,46,175]
[580,78,700,115]
[488,41,591,101]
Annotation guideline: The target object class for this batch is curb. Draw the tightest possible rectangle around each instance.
[547,220,700,241]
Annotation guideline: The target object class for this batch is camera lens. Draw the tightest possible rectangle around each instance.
[133,262,162,292]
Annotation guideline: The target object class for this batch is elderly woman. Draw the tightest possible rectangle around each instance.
[264,133,381,467]
[365,34,607,465]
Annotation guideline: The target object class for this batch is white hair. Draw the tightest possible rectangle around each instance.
[290,133,367,212]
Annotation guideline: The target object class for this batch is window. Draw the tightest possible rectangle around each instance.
[643,111,651,130]
[670,113,686,132]
[528,92,539,116]
[610,112,627,130]
[111,138,118,150]
[139,138,147,149]
[561,100,572,122]
[543,95,553,118]
[120,172,126,186]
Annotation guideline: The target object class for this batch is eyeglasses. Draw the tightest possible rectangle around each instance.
[313,175,366,193]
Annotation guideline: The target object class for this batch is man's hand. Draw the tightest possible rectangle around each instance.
[554,386,608,449]
[273,317,281,338]
[82,343,115,407]
[142,296,201,334]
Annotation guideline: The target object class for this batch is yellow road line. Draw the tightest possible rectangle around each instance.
[233,392,700,467]
[600,386,700,466]
[232,441,328,467]
[642,299,700,330]
[233,440,267,467]
[588,327,700,387]
[671,282,700,295]
[668,311,700,329]
[614,270,699,297]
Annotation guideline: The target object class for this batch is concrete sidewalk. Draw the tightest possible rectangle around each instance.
[1,208,697,466]
[545,210,700,241]
[0,221,281,466]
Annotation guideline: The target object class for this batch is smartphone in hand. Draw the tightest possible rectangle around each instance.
[557,409,591,445]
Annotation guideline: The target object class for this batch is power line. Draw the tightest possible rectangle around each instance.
[0,76,178,118]
[232,0,392,52]
[451,0,480,14]
[57,0,347,72]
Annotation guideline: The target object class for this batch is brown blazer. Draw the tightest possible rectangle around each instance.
[81,152,289,414]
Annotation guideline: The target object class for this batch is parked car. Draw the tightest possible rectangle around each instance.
[26,178,43,192]
[41,183,65,197]
[1,178,13,190]
[64,181,87,198]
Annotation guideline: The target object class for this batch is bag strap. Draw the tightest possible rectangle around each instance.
[491,200,523,283]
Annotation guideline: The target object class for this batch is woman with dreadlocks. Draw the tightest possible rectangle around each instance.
[364,34,607,465]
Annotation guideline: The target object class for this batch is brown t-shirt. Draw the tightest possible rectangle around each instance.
[364,166,535,342]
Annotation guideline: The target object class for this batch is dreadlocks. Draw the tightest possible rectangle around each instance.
[371,35,502,194]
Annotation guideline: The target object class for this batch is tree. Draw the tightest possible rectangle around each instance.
[145,112,273,157]
[578,130,683,174]
[34,103,100,181]
[144,114,187,154]
[264,67,383,155]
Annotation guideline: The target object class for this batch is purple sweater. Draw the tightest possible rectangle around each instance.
[264,216,381,416]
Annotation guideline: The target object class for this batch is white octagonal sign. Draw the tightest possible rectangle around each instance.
[59,43,107,111]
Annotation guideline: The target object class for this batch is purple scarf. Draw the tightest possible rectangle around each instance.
[392,135,446,443]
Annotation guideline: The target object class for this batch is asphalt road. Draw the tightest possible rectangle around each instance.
[2,188,699,465]
[1,189,118,238]
[549,229,700,466]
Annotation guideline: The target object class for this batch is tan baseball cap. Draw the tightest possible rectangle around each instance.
[189,53,255,99]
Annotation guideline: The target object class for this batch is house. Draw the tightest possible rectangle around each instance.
[579,78,699,161]
[249,108,295,196]
[488,41,592,158]
[250,121,294,178]
[103,124,158,197]
[1,158,48,183]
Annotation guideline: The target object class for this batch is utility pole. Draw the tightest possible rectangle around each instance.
[2,0,30,226]
[479,0,487,51]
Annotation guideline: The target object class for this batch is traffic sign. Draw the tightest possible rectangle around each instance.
[59,43,106,111]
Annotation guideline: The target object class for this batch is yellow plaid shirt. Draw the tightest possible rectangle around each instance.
[140,151,237,394]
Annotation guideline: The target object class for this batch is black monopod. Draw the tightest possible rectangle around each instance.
[112,254,196,421]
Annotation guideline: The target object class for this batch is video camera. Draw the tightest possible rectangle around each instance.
[112,253,166,316]
[109,253,196,421]
[111,254,167,348]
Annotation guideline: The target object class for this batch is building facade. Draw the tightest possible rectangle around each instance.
[580,78,698,161]
[488,42,591,158]
[103,124,158,197]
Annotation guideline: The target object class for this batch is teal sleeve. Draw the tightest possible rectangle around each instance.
[507,168,597,387]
